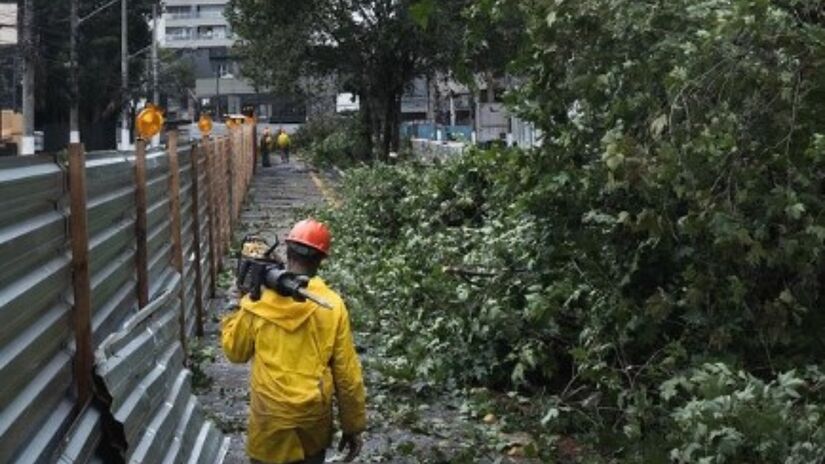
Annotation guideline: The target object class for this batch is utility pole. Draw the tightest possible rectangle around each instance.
[215,68,220,119]
[69,0,79,144]
[20,0,33,155]
[152,3,158,106]
[119,0,129,151]
[151,2,159,147]
[70,0,122,148]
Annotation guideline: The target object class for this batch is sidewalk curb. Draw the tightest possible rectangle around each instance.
[309,170,342,208]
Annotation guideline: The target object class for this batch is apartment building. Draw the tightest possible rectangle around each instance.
[161,0,234,49]
[158,0,306,123]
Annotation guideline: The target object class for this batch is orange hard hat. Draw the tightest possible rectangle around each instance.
[286,219,331,255]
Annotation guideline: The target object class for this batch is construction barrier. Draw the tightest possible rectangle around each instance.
[0,125,255,463]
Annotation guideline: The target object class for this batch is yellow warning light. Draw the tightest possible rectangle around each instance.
[226,115,246,129]
[198,114,213,136]
[135,104,164,139]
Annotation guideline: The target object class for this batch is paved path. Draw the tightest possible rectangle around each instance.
[196,159,326,463]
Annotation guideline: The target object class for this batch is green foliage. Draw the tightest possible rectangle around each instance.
[664,364,825,463]
[293,114,369,168]
[317,150,565,390]
[188,338,217,391]
[458,0,532,81]
[316,0,825,460]
[33,0,154,149]
[227,0,468,157]
[291,115,348,149]
[158,49,196,98]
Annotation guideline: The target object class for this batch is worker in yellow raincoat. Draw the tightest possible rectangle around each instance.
[222,219,366,464]
[277,128,291,163]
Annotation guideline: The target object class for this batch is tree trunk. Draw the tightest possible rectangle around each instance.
[377,88,405,160]
[391,92,401,153]
[381,97,393,162]
[358,92,373,160]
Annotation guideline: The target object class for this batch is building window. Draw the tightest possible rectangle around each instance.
[213,63,230,77]
[166,6,192,19]
[197,5,225,18]
[199,26,227,40]
[166,27,191,41]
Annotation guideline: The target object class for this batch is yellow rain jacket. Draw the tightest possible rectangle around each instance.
[221,277,366,463]
[277,132,291,149]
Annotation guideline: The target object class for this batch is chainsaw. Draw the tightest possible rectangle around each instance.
[236,235,333,309]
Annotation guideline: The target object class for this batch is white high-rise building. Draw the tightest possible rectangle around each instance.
[157,1,313,123]
[160,0,234,49]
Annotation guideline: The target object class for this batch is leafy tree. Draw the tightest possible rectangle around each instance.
[316,0,825,460]
[30,0,154,149]
[157,48,195,108]
[226,0,466,159]
[457,0,531,96]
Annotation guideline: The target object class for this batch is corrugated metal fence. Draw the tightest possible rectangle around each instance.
[0,124,257,463]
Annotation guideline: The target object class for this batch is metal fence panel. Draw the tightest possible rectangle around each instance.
[85,153,139,347]
[95,276,229,464]
[178,145,198,338]
[196,157,213,296]
[0,129,253,463]
[0,156,75,464]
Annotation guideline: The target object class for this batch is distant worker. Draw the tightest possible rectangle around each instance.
[222,219,367,464]
[277,128,291,163]
[260,127,274,168]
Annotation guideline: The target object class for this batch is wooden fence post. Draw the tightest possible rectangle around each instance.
[190,142,206,336]
[215,138,224,266]
[246,125,253,191]
[252,123,258,175]
[68,143,93,408]
[220,138,229,260]
[227,134,235,227]
[166,131,187,355]
[204,138,218,297]
[134,139,150,309]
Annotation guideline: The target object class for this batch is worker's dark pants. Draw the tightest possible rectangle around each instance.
[250,451,325,464]
[262,150,271,167]
[280,147,290,163]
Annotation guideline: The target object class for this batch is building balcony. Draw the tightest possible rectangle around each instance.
[164,36,235,49]
[165,0,228,6]
[165,15,230,27]
[195,77,258,97]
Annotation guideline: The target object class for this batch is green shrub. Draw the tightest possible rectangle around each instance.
[291,114,348,148]
[315,0,825,459]
[663,364,825,463]
[293,113,369,168]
